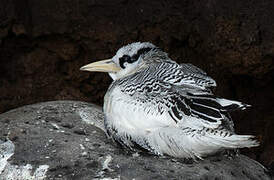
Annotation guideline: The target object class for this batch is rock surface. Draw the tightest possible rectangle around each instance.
[0,101,271,180]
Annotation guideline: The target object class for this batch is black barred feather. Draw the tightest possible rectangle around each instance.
[117,60,249,130]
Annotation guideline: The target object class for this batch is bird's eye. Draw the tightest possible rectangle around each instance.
[119,47,153,69]
[119,55,131,69]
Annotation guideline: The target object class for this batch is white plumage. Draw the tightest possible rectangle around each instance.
[81,42,259,159]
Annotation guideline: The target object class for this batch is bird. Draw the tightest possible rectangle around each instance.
[80,42,259,160]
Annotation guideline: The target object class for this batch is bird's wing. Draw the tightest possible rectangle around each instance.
[121,62,249,130]
[156,82,233,130]
[156,80,249,131]
[180,63,207,75]
[155,62,217,90]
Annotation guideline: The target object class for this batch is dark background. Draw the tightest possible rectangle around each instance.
[0,0,273,171]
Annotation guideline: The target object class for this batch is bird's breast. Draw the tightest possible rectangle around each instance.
[103,85,175,137]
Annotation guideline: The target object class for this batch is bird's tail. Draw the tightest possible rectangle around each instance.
[147,127,259,159]
[207,133,260,149]
[189,132,260,160]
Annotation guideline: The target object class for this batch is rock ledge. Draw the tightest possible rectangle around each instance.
[0,101,271,180]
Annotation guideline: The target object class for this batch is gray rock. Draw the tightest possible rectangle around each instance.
[0,101,271,180]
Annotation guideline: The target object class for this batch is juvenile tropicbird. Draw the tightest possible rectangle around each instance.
[80,42,259,159]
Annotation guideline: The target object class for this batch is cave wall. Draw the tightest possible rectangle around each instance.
[0,0,274,170]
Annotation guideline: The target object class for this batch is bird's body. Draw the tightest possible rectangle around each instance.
[81,42,259,159]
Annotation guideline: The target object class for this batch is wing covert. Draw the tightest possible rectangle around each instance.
[154,62,217,90]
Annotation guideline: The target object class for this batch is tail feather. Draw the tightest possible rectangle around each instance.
[208,134,260,149]
[147,127,259,159]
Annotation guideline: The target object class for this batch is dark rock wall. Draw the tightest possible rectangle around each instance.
[0,0,273,170]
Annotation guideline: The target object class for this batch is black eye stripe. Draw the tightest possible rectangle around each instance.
[119,55,130,69]
[119,47,153,69]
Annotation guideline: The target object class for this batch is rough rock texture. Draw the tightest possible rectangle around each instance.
[0,101,271,180]
[0,0,274,171]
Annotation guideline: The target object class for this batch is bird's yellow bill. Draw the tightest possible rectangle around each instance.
[80,59,121,73]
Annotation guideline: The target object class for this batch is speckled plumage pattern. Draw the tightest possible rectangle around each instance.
[102,42,259,159]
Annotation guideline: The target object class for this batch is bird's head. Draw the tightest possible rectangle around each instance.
[80,42,167,80]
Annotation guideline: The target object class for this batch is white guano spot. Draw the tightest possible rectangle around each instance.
[0,140,49,180]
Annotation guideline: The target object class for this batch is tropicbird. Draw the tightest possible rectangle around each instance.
[80,42,259,159]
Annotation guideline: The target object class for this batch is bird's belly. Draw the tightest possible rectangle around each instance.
[104,89,175,136]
